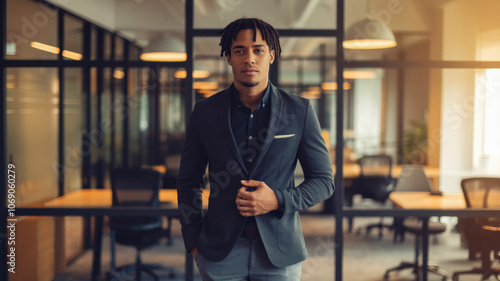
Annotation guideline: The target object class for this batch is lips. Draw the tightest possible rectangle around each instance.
[242,68,258,75]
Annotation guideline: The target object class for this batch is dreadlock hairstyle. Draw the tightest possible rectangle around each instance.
[218,17,282,61]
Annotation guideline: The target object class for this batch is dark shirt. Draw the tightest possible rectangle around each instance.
[230,83,273,223]
[230,83,271,173]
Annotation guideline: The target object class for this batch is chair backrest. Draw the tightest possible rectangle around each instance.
[355,154,394,202]
[461,177,500,208]
[395,165,433,192]
[111,168,162,207]
[358,154,393,177]
[460,177,500,252]
[110,168,163,231]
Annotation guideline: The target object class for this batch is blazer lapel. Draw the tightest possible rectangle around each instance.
[249,84,283,178]
[217,89,249,176]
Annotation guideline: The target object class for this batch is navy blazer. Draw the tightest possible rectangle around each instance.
[177,83,334,267]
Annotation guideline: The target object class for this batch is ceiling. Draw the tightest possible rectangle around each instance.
[47,0,451,60]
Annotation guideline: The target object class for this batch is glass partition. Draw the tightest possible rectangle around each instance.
[113,67,125,167]
[64,15,83,61]
[6,0,58,60]
[64,68,84,193]
[114,37,124,61]
[128,67,143,166]
[6,68,59,205]
[102,67,112,188]
[104,32,112,61]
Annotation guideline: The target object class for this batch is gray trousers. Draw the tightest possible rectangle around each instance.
[194,236,302,281]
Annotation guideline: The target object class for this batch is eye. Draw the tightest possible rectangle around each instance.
[234,50,243,54]
[255,49,264,53]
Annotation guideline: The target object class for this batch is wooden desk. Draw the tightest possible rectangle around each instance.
[390,192,465,209]
[41,189,209,208]
[334,164,440,180]
[16,189,210,281]
[389,192,464,281]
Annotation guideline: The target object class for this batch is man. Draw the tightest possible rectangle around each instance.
[177,17,334,280]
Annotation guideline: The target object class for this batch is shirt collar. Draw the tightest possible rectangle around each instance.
[231,82,271,112]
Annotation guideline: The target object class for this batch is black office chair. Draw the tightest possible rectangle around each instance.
[452,177,500,281]
[384,218,448,281]
[346,154,395,237]
[107,168,176,281]
[384,165,448,281]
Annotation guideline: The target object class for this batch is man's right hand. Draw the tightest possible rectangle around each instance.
[190,247,198,258]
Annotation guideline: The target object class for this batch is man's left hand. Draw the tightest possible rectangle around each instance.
[235,180,279,217]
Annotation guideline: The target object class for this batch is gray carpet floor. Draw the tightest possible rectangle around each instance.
[53,212,499,281]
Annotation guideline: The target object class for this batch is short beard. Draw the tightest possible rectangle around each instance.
[240,81,259,87]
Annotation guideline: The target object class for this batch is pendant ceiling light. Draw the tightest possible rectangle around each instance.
[343,18,397,49]
[140,37,187,62]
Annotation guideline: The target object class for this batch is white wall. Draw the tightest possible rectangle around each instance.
[439,0,477,192]
[353,75,383,155]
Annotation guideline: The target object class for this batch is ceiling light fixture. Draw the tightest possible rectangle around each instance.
[343,70,377,79]
[140,37,187,62]
[321,82,352,91]
[30,42,82,60]
[113,69,125,79]
[174,62,210,79]
[343,18,397,49]
[175,70,210,79]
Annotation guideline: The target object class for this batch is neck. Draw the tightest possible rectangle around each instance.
[234,80,268,111]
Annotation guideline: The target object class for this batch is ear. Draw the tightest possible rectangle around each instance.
[226,54,232,66]
[269,49,275,64]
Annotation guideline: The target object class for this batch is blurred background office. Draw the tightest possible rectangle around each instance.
[2,0,500,280]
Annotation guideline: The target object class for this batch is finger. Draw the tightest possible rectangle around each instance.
[240,211,254,217]
[238,207,253,215]
[241,180,261,187]
[237,187,250,197]
[235,198,245,206]
[236,197,251,206]
[237,190,255,201]
[237,202,254,210]
[236,192,250,201]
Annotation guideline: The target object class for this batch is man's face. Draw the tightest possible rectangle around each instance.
[227,28,275,88]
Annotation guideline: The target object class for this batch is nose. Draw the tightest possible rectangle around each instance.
[243,52,255,65]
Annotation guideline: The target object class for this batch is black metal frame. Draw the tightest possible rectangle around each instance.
[335,2,346,281]
[57,10,65,196]
[110,34,116,169]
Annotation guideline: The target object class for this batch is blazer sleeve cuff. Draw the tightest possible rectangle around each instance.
[274,190,285,218]
[275,189,285,211]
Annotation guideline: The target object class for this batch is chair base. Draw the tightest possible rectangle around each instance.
[356,220,393,239]
[452,266,500,281]
[383,261,448,281]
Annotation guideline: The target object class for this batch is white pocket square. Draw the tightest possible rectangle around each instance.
[274,134,295,139]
